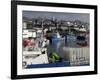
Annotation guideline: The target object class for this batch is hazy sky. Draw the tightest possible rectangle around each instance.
[23,11,90,23]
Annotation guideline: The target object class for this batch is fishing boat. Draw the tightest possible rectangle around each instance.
[76,35,87,46]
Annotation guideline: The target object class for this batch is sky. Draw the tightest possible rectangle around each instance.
[23,11,90,23]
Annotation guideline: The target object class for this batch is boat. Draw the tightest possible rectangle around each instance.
[76,36,87,46]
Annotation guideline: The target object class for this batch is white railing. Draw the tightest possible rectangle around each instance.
[62,47,90,66]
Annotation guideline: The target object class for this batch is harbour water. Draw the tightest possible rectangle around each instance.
[47,35,89,65]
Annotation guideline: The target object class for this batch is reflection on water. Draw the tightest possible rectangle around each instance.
[47,35,89,56]
[47,38,79,55]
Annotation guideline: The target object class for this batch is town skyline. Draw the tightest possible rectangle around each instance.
[23,11,90,23]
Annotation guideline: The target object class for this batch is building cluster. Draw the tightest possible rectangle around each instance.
[23,17,89,33]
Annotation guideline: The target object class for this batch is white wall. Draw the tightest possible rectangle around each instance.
[0,0,99,80]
